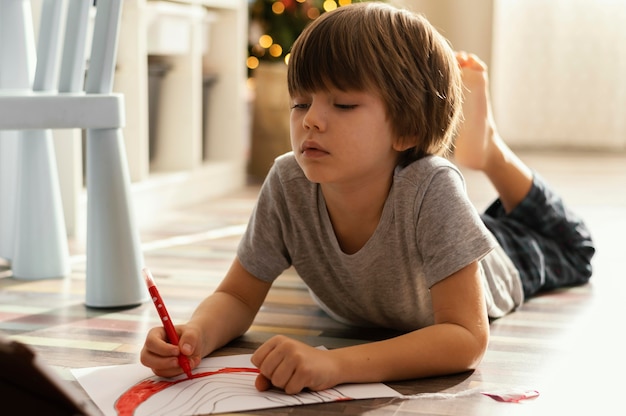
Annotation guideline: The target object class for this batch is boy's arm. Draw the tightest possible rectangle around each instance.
[334,260,489,381]
[186,257,273,358]
[252,261,489,393]
[141,257,272,377]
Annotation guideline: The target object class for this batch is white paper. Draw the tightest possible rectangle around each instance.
[71,353,400,416]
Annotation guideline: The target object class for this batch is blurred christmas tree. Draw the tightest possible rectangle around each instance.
[247,0,372,70]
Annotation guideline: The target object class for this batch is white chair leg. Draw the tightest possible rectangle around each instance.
[85,128,146,308]
[0,133,19,262]
[12,129,70,279]
[0,0,36,87]
[83,0,146,307]
[1,0,70,279]
[0,0,36,263]
[58,0,90,93]
[11,0,70,279]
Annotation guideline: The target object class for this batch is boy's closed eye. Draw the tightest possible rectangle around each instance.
[334,104,358,110]
[290,103,358,110]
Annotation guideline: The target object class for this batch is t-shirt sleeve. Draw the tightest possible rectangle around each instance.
[416,167,497,288]
[236,164,292,282]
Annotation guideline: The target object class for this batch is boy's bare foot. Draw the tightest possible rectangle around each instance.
[453,52,496,171]
[453,52,533,212]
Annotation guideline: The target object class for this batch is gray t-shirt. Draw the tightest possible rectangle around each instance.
[238,153,523,331]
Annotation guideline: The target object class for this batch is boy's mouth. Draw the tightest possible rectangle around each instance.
[301,141,329,157]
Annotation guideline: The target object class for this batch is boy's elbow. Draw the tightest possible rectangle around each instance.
[446,323,489,373]
[466,346,487,372]
[453,343,487,375]
[429,323,489,375]
[465,326,489,371]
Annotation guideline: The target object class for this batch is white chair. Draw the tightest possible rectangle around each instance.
[0,0,147,308]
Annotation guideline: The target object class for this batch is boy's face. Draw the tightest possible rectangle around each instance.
[289,88,402,187]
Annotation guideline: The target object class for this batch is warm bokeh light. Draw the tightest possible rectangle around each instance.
[323,0,338,12]
[247,56,260,70]
[307,8,321,19]
[250,0,363,65]
[251,44,265,57]
[269,44,283,57]
[284,53,291,65]
[272,1,285,14]
[258,34,273,49]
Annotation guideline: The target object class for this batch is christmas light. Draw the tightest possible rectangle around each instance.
[247,56,260,70]
[323,1,338,12]
[272,2,285,14]
[248,0,378,68]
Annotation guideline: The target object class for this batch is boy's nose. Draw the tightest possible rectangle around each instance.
[302,103,326,131]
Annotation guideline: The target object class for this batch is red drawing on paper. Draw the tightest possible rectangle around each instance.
[114,366,352,416]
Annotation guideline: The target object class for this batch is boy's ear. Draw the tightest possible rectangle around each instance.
[393,136,416,152]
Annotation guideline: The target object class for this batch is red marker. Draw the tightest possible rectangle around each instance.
[142,268,192,379]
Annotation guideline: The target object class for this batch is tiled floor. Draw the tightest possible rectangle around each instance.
[1,150,625,415]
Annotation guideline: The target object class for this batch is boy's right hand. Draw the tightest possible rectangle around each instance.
[140,323,204,378]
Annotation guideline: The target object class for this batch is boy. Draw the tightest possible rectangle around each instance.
[141,2,594,394]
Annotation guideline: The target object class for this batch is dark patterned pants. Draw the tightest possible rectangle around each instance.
[481,174,595,298]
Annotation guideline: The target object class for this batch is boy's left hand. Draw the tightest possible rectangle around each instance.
[251,335,339,394]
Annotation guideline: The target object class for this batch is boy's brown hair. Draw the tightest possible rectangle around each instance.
[287,2,462,166]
